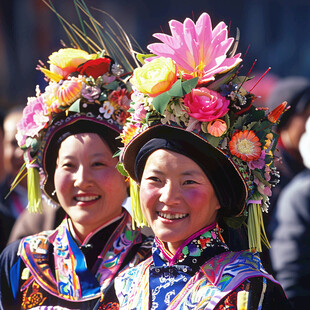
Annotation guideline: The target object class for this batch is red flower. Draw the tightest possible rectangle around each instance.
[77,57,112,79]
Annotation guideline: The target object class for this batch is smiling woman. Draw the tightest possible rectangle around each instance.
[0,16,152,310]
[111,11,292,310]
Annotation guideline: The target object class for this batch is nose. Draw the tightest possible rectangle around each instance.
[159,181,180,205]
[74,165,93,188]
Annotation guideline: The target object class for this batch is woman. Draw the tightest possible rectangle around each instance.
[113,12,291,309]
[0,45,152,310]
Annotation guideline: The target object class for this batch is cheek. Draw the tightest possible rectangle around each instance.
[139,184,157,217]
[54,169,71,199]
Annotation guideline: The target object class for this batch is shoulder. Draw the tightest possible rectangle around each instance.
[237,277,291,310]
[0,239,21,269]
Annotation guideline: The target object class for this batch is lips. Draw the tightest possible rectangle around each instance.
[157,211,188,220]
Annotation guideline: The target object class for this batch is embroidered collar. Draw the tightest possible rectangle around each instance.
[19,209,143,301]
[153,222,229,269]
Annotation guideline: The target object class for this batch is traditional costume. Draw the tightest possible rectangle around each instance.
[0,3,152,309]
[111,12,291,310]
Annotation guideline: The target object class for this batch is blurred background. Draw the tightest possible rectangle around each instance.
[0,0,309,109]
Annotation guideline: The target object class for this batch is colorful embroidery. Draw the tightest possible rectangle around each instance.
[115,226,278,310]
[22,282,47,309]
[19,211,149,303]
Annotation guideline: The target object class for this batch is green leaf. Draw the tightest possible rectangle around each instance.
[113,149,121,158]
[152,92,171,114]
[103,80,120,90]
[224,215,247,229]
[136,53,155,65]
[205,134,221,148]
[68,99,81,113]
[181,77,199,94]
[167,79,183,97]
[116,162,128,177]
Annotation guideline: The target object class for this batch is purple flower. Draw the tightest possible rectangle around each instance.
[248,150,266,170]
[81,84,101,102]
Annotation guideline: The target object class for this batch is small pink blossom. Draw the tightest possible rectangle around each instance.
[254,175,272,197]
[16,96,50,147]
[184,87,229,122]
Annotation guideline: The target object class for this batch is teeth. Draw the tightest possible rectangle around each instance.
[158,212,187,220]
[75,195,99,202]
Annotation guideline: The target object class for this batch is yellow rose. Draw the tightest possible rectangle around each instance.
[131,57,177,97]
[40,48,96,82]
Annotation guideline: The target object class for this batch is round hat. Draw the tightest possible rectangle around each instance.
[118,12,288,252]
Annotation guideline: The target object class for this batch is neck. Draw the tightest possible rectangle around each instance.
[68,212,124,244]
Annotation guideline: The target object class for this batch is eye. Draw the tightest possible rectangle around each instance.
[183,179,198,185]
[61,161,74,168]
[146,176,161,182]
[92,161,105,167]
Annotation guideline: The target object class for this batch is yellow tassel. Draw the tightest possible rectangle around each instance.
[129,178,148,229]
[247,196,270,252]
[237,290,249,310]
[26,165,42,213]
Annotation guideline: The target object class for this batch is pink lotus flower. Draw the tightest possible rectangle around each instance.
[184,87,229,122]
[148,12,242,83]
[16,96,50,146]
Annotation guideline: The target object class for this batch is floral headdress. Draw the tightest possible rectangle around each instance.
[118,12,288,252]
[11,1,136,213]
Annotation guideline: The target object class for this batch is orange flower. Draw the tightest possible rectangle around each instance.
[57,78,83,106]
[121,123,140,145]
[207,119,227,137]
[267,101,287,123]
[229,130,262,162]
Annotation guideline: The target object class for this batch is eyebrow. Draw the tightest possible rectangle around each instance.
[146,168,203,177]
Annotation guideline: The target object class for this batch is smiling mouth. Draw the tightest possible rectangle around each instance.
[157,212,188,220]
[74,195,100,202]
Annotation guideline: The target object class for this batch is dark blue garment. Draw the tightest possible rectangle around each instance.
[270,169,310,309]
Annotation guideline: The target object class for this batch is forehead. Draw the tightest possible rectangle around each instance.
[58,132,111,156]
[145,149,203,173]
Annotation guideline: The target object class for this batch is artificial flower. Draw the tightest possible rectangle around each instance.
[248,150,266,170]
[207,119,227,137]
[132,102,147,122]
[16,96,50,147]
[267,101,287,123]
[40,48,94,82]
[229,130,262,162]
[108,89,131,107]
[77,57,112,79]
[81,84,101,102]
[121,123,141,145]
[42,82,59,112]
[254,175,272,197]
[131,57,177,97]
[57,78,83,106]
[100,101,115,119]
[147,12,242,84]
[184,87,230,122]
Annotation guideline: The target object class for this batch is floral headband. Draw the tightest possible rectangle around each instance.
[118,12,287,252]
[13,47,132,213]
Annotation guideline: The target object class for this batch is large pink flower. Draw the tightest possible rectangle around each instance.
[16,96,50,146]
[184,87,229,122]
[148,12,242,83]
